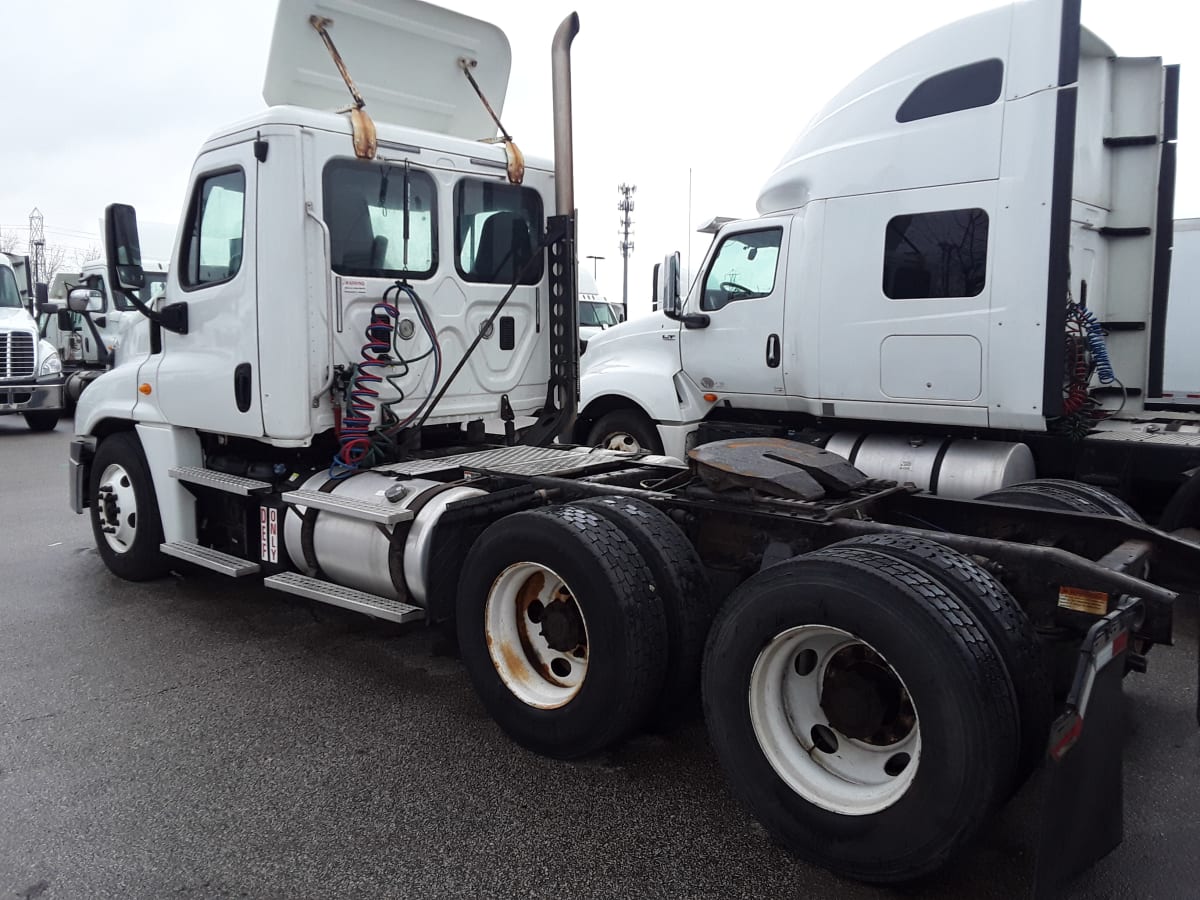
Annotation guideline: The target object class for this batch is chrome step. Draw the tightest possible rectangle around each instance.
[281,489,414,525]
[263,572,424,624]
[160,541,261,577]
[169,466,272,495]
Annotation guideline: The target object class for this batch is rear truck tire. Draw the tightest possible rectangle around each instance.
[456,505,668,759]
[702,550,1019,883]
[979,479,1141,520]
[574,496,714,720]
[1156,471,1200,532]
[89,431,171,581]
[23,410,60,432]
[819,534,1050,793]
[586,408,664,455]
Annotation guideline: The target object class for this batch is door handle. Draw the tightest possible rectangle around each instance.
[766,333,780,368]
[234,362,253,412]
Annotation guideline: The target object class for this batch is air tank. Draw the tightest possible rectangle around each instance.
[822,433,1035,499]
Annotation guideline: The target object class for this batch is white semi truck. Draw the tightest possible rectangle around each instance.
[66,0,1200,890]
[42,258,169,409]
[579,10,1200,533]
[0,252,64,430]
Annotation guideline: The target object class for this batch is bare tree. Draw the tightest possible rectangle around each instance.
[0,228,22,255]
[70,244,103,268]
[43,243,69,284]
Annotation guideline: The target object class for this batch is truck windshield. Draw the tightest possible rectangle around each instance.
[0,268,21,308]
[579,299,618,328]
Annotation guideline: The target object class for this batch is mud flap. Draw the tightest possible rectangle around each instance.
[1032,600,1141,899]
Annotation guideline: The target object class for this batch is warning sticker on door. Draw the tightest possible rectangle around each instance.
[341,278,367,296]
[1057,586,1109,616]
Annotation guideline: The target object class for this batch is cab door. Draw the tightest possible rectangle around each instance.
[152,142,263,436]
[679,220,789,400]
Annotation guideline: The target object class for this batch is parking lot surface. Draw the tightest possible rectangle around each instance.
[1,418,1197,899]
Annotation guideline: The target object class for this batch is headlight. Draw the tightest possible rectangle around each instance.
[39,351,63,376]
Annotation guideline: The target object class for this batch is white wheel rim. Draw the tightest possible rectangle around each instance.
[96,462,140,554]
[485,562,589,709]
[603,431,642,453]
[749,625,921,815]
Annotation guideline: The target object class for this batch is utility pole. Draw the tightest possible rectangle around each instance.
[617,183,635,320]
[585,255,604,279]
[28,207,46,286]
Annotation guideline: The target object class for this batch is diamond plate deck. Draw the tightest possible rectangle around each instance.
[374,445,630,478]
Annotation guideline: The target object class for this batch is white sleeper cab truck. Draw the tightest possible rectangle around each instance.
[66,1,1200,891]
[0,253,64,430]
[577,268,619,346]
[42,259,169,409]
[579,1,1200,530]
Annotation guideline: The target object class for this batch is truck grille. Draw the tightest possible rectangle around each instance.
[0,332,35,380]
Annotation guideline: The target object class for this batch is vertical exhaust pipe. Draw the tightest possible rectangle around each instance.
[551,13,580,215]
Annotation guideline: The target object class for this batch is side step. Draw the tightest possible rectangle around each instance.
[169,466,272,495]
[263,572,424,624]
[161,541,261,577]
[281,489,415,525]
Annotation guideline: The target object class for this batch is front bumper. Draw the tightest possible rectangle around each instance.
[0,375,65,413]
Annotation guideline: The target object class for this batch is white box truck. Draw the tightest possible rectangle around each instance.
[64,0,1200,891]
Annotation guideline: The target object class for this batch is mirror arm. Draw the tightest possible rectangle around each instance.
[116,286,188,335]
[78,310,110,366]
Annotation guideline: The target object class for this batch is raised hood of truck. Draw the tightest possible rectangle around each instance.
[263,0,512,139]
[757,0,1104,214]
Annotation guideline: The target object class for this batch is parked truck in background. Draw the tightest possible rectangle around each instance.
[0,253,64,431]
[578,18,1200,531]
[42,258,169,409]
[64,0,1200,891]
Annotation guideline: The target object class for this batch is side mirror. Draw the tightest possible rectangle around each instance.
[35,282,48,305]
[657,251,682,316]
[105,203,145,291]
[57,309,75,332]
[68,288,102,313]
[38,301,60,316]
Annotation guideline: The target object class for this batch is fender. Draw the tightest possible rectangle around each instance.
[579,312,713,431]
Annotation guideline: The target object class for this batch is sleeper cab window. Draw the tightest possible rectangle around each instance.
[895,59,1004,123]
[882,208,989,300]
[454,179,544,286]
[701,228,783,311]
[323,159,438,279]
[181,168,246,289]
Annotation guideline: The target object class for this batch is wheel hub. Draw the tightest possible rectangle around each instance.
[820,645,914,745]
[539,595,586,652]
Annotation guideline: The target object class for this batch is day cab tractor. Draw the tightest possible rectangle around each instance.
[66,0,1200,891]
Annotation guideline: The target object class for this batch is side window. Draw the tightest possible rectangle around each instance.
[882,208,989,299]
[323,159,437,279]
[896,59,1004,123]
[700,228,783,311]
[182,169,246,288]
[455,179,543,285]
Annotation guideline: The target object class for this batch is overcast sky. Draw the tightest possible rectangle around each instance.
[1,0,1196,316]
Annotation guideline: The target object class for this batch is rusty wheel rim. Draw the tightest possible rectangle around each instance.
[485,562,589,709]
[748,625,921,815]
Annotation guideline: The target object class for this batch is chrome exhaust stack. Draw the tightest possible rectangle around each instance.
[551,12,580,215]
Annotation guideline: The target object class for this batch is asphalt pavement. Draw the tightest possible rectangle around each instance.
[1,416,1197,899]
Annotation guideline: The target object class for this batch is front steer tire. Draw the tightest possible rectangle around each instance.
[456,505,668,759]
[89,431,170,581]
[703,551,1018,883]
[24,410,60,432]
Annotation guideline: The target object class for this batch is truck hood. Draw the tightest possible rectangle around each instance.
[0,306,36,329]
